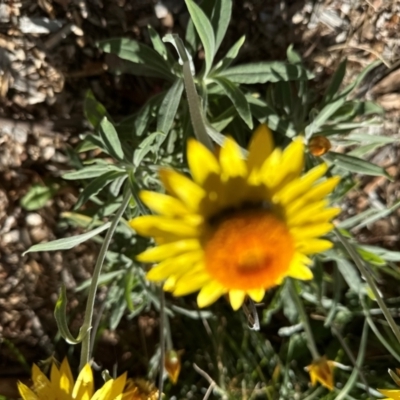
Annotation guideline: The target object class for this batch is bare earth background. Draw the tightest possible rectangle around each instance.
[0,0,400,397]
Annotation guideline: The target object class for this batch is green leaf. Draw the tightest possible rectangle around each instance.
[327,151,392,179]
[157,78,184,134]
[210,0,232,53]
[133,131,166,167]
[20,184,57,211]
[23,221,111,254]
[213,76,253,128]
[98,38,174,80]
[77,134,105,153]
[185,0,215,76]
[357,100,384,115]
[75,171,124,209]
[305,97,346,138]
[147,25,170,61]
[118,62,175,81]
[212,35,245,73]
[246,95,296,137]
[323,59,347,105]
[54,285,86,344]
[117,93,164,138]
[359,245,400,262]
[99,117,124,160]
[219,62,314,84]
[335,258,362,293]
[286,44,302,64]
[346,132,396,144]
[210,106,236,131]
[337,208,377,229]
[109,175,127,197]
[339,59,381,98]
[63,164,124,180]
[84,90,111,129]
[352,200,400,230]
[76,270,125,291]
[348,143,385,157]
[357,247,386,266]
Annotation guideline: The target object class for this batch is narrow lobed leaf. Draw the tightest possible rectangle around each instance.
[99,117,125,160]
[23,221,111,254]
[185,0,216,76]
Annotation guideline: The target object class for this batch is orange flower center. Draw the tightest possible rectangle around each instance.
[203,209,295,290]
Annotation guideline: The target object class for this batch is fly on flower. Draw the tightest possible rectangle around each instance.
[130,124,340,310]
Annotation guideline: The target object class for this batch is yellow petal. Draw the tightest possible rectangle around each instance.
[17,382,39,400]
[139,191,190,216]
[31,364,52,399]
[107,373,127,400]
[146,250,203,281]
[91,379,113,400]
[50,363,61,390]
[59,358,74,396]
[306,207,341,223]
[305,176,341,201]
[130,216,202,239]
[197,281,227,308]
[187,139,220,185]
[286,200,328,225]
[173,265,211,296]
[163,275,177,291]
[263,138,304,190]
[137,239,200,262]
[247,288,265,302]
[229,290,246,310]
[378,389,400,400]
[296,239,333,254]
[288,263,313,280]
[291,223,334,240]
[159,169,205,210]
[257,147,282,187]
[247,124,274,172]
[306,357,335,391]
[72,363,94,400]
[219,136,247,180]
[287,252,313,277]
[274,163,328,205]
[280,138,304,178]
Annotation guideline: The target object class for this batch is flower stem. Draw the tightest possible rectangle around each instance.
[79,189,131,371]
[163,34,213,151]
[288,279,320,360]
[158,290,166,400]
[335,228,400,345]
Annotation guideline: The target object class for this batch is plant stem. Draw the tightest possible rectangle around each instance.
[158,290,166,400]
[288,279,320,360]
[335,228,400,345]
[163,34,213,151]
[79,189,131,370]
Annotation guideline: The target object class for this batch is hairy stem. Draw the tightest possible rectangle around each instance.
[79,189,131,370]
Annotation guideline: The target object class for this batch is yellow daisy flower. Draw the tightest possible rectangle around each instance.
[306,356,336,391]
[130,124,340,310]
[18,358,128,400]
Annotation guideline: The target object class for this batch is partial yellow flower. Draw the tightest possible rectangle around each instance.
[122,379,160,400]
[378,368,400,400]
[18,358,128,400]
[306,356,336,391]
[130,124,340,310]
